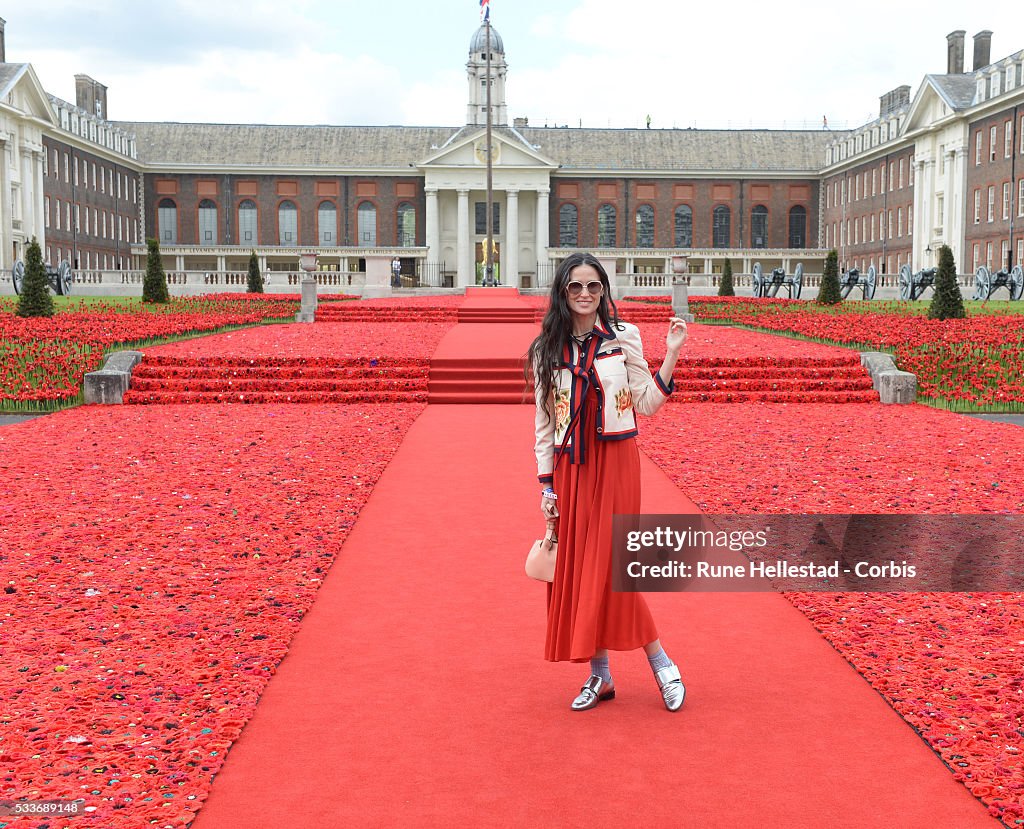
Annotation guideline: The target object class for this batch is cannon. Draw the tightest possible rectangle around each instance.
[751,261,803,299]
[839,265,877,300]
[972,265,1023,301]
[12,259,74,296]
[897,264,937,301]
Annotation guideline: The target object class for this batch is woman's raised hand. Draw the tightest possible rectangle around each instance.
[666,316,688,353]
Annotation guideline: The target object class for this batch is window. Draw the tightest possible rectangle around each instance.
[909,156,914,186]
[974,189,982,224]
[1007,121,1014,158]
[474,202,500,235]
[674,205,692,248]
[870,213,875,242]
[990,126,997,162]
[1003,183,1012,220]
[278,200,298,246]
[318,201,337,245]
[879,210,885,240]
[559,203,578,247]
[750,205,768,248]
[44,196,50,228]
[899,159,905,188]
[889,162,895,191]
[84,208,89,236]
[198,199,217,244]
[888,210,894,239]
[975,131,983,165]
[825,184,830,210]
[1019,179,1024,217]
[1002,241,1010,270]
[897,207,903,237]
[908,206,913,235]
[972,244,981,272]
[712,205,730,248]
[157,198,177,243]
[937,194,944,227]
[396,202,416,247]
[872,168,877,196]
[880,163,886,192]
[1018,239,1024,269]
[53,149,58,178]
[635,204,654,247]
[357,202,376,246]
[597,204,616,247]
[238,199,258,244]
[73,159,79,186]
[988,186,995,222]
[986,242,993,269]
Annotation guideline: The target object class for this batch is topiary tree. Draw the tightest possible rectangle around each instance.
[16,238,55,318]
[247,250,264,293]
[142,237,170,303]
[927,244,966,320]
[718,257,735,296]
[816,250,841,305]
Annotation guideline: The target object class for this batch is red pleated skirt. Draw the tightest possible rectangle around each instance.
[545,388,658,662]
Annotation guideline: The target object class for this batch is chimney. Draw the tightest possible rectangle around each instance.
[513,116,528,130]
[75,74,108,120]
[0,18,6,64]
[946,30,965,74]
[879,85,912,118]
[972,30,992,71]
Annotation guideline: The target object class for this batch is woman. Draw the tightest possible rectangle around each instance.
[529,252,688,712]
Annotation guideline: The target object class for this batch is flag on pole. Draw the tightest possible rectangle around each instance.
[480,0,490,20]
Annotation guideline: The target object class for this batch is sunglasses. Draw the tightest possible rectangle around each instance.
[565,280,604,297]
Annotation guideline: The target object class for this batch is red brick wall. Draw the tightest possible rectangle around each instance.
[41,137,141,269]
[551,177,819,250]
[965,106,1023,272]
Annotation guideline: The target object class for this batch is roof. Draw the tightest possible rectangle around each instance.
[116,122,458,169]
[469,23,503,54]
[926,74,978,110]
[0,63,29,98]
[520,127,837,173]
[117,121,837,174]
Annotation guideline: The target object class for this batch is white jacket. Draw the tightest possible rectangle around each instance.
[534,319,673,484]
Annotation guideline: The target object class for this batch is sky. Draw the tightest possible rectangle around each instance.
[3,0,1021,131]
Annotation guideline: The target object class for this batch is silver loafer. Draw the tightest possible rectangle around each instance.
[571,675,615,711]
[654,663,686,712]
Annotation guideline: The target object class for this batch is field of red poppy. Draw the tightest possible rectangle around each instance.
[627,296,1024,412]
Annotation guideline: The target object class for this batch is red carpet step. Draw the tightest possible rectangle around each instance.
[428,357,530,404]
[123,356,429,404]
[669,354,878,403]
[316,304,458,322]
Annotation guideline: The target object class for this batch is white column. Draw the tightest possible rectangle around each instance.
[33,151,45,251]
[456,189,471,287]
[535,188,549,277]
[505,189,518,287]
[425,188,440,264]
[952,148,967,273]
[21,149,33,243]
[0,138,9,269]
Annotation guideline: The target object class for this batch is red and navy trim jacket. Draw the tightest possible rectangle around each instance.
[534,319,674,484]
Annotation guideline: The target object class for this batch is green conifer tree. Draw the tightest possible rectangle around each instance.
[15,239,55,318]
[816,250,841,305]
[247,250,264,293]
[718,257,735,296]
[927,244,966,319]
[142,237,170,303]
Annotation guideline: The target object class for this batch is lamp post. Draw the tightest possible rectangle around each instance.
[296,251,318,322]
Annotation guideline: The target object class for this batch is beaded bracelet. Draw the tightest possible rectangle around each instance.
[542,487,557,500]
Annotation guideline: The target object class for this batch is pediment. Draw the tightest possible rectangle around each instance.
[0,64,58,126]
[419,127,557,169]
[904,77,964,133]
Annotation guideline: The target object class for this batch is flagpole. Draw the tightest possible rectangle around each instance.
[484,11,494,286]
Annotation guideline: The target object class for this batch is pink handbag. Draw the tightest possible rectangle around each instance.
[525,529,558,582]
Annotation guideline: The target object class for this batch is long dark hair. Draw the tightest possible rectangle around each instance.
[525,252,621,419]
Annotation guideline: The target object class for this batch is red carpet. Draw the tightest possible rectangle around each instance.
[189,404,997,829]
[428,320,537,404]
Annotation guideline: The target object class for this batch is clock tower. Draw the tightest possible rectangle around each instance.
[466,23,507,126]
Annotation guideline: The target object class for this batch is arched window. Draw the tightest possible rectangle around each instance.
[789,205,807,249]
[635,204,654,247]
[198,199,217,244]
[357,202,377,247]
[278,200,298,246]
[712,205,730,248]
[597,204,616,247]
[318,201,337,246]
[238,199,258,244]
[750,205,768,248]
[396,202,416,247]
[559,203,578,247]
[157,198,177,244]
[674,205,692,248]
